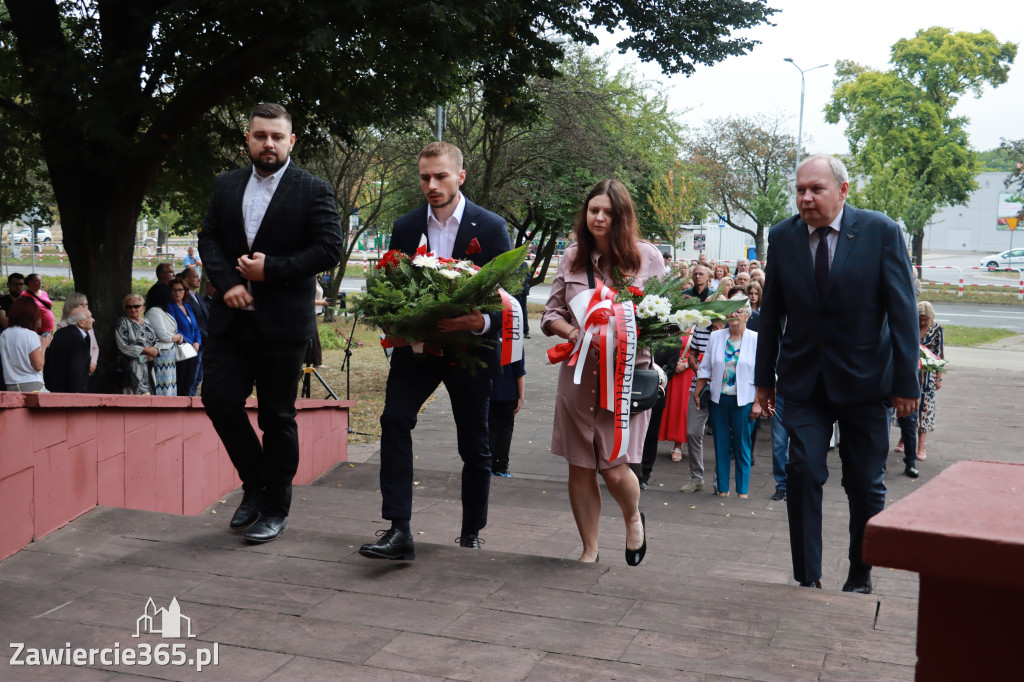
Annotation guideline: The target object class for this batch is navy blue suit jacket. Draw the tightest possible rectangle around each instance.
[199,163,343,343]
[754,204,920,404]
[389,198,511,373]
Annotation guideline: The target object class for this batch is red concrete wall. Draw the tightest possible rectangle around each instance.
[0,392,352,560]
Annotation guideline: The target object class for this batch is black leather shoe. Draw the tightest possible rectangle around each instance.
[229,494,262,529]
[904,463,919,478]
[639,480,649,490]
[457,534,482,549]
[842,566,873,594]
[359,528,415,560]
[799,580,822,588]
[243,516,287,543]
[625,511,647,567]
[770,489,786,501]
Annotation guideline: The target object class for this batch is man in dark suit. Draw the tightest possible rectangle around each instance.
[43,309,93,392]
[755,155,919,594]
[359,141,511,560]
[198,102,343,544]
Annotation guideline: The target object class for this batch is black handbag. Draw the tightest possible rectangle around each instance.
[585,262,660,414]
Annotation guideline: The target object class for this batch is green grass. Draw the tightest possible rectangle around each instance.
[943,325,1017,347]
[919,283,1022,305]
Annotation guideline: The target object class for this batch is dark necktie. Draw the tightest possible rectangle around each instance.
[814,226,830,297]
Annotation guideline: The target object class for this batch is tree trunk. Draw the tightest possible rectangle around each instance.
[911,232,924,267]
[56,171,149,393]
[755,228,766,262]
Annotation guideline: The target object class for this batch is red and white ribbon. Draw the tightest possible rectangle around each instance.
[547,281,638,461]
[498,288,524,366]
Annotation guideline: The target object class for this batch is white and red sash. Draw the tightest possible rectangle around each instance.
[547,279,639,461]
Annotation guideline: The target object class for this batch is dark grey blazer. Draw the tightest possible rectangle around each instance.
[198,163,343,343]
[754,204,920,404]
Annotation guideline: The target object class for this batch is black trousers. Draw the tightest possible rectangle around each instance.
[379,349,493,534]
[488,400,517,473]
[201,313,308,517]
[783,378,891,583]
[633,395,666,484]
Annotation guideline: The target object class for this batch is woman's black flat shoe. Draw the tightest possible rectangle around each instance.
[625,511,646,567]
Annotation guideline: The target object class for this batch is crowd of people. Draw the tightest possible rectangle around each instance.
[0,108,943,592]
[0,262,212,397]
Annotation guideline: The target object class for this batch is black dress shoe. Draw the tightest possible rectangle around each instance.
[359,528,415,560]
[639,480,649,490]
[770,489,786,501]
[243,516,287,543]
[457,534,482,549]
[904,463,919,478]
[229,493,262,529]
[842,567,873,594]
[625,511,647,567]
[799,579,822,588]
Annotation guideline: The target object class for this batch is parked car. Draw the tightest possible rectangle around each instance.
[9,228,53,244]
[980,248,1024,271]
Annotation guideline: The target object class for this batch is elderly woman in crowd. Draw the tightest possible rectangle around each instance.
[21,273,55,334]
[166,276,201,396]
[144,285,183,396]
[56,292,99,375]
[45,307,94,393]
[694,293,760,498]
[115,293,159,395]
[916,301,943,460]
[543,179,664,566]
[0,297,52,391]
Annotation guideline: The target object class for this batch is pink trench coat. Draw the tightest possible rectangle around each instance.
[541,242,666,470]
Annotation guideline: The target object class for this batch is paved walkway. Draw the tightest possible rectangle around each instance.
[1,320,1021,680]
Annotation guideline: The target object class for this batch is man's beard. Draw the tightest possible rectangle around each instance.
[252,151,288,174]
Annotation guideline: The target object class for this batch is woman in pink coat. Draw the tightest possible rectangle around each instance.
[542,179,665,566]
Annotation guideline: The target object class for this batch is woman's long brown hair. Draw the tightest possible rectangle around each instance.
[569,179,642,275]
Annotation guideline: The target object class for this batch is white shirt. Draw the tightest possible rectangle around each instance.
[808,207,843,268]
[242,158,290,250]
[0,326,43,385]
[240,159,290,311]
[426,193,489,334]
[427,193,466,258]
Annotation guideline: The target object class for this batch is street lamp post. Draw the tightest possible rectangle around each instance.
[783,58,829,183]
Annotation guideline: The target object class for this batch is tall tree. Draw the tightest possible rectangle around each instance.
[444,48,685,285]
[825,27,1017,265]
[688,114,797,259]
[1002,138,1024,196]
[0,0,777,386]
[647,159,709,252]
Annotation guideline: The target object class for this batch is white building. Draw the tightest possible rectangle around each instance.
[923,172,1022,253]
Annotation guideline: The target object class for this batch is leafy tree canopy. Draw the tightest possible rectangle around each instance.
[825,27,1017,264]
[688,113,797,259]
[0,0,777,389]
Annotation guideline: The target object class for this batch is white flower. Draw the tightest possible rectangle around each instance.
[454,260,476,271]
[636,295,671,321]
[412,254,441,269]
[437,268,463,280]
[668,308,703,331]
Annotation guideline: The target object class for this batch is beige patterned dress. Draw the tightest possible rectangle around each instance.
[541,242,666,470]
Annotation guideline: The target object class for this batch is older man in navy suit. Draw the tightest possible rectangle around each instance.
[359,141,511,560]
[755,155,919,594]
[199,103,343,544]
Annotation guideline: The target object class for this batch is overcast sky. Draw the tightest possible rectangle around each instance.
[598,0,1024,156]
